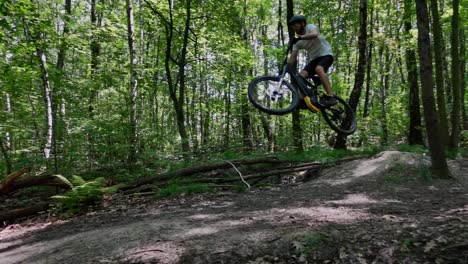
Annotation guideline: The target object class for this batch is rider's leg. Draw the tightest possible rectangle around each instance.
[297,70,310,99]
[314,56,337,106]
[315,65,333,96]
[296,70,310,109]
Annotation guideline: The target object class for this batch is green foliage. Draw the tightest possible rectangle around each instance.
[400,237,415,251]
[394,144,428,155]
[52,176,116,214]
[157,182,214,198]
[0,0,462,178]
[394,144,463,160]
[294,233,329,257]
[277,146,375,163]
[80,165,155,184]
[231,183,249,193]
[383,163,432,184]
[222,149,239,160]
[459,132,468,158]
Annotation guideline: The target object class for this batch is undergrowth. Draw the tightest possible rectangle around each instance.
[51,176,117,215]
[52,144,458,206]
[156,182,215,197]
[383,162,433,184]
[73,144,441,187]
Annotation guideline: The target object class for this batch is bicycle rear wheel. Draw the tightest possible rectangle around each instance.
[321,95,357,135]
[248,76,299,115]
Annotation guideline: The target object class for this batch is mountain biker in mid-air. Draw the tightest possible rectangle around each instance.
[287,15,337,106]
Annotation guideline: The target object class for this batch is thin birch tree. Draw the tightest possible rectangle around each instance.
[126,0,139,163]
[23,19,54,164]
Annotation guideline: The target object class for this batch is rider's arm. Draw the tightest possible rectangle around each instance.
[298,27,319,40]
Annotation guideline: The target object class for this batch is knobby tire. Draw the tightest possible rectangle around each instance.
[320,95,357,135]
[247,76,299,115]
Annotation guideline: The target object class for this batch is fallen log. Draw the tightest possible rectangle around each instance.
[240,164,321,182]
[125,156,282,189]
[122,156,368,194]
[0,173,72,196]
[0,202,50,222]
[0,167,32,194]
[124,163,322,192]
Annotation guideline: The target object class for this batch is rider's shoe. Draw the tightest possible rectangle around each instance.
[321,95,338,106]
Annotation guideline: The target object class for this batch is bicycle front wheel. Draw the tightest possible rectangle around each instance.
[248,76,299,115]
[321,95,357,135]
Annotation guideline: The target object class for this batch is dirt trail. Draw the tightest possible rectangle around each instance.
[1,151,467,263]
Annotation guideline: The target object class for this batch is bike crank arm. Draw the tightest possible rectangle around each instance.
[304,96,320,113]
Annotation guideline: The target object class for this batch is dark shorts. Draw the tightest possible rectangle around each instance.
[303,55,334,74]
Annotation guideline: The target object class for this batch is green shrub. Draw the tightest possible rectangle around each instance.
[384,163,432,183]
[52,175,116,214]
[293,233,329,258]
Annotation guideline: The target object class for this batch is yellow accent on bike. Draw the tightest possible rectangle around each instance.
[304,96,320,112]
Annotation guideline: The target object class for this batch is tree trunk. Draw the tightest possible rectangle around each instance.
[202,75,211,148]
[260,25,275,152]
[404,0,424,145]
[2,93,12,174]
[335,0,367,149]
[160,0,191,155]
[240,1,254,153]
[241,95,254,152]
[415,0,451,178]
[430,0,449,145]
[380,47,389,146]
[0,172,71,196]
[461,27,467,130]
[54,0,72,173]
[126,0,139,163]
[223,67,232,149]
[23,20,54,162]
[56,0,71,71]
[286,0,303,152]
[277,0,285,72]
[449,0,461,151]
[176,0,191,154]
[38,49,54,161]
[363,2,374,118]
[0,202,50,222]
[88,0,101,169]
[291,111,303,152]
[0,137,12,175]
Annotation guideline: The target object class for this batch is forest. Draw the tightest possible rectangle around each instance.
[0,0,467,262]
[0,0,466,179]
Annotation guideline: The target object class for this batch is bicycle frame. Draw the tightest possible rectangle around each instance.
[278,45,325,109]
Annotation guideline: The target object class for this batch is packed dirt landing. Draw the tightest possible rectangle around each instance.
[1,151,467,263]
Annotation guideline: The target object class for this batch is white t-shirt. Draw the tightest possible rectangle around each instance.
[292,24,333,61]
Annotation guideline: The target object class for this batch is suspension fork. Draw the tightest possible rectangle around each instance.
[276,64,289,91]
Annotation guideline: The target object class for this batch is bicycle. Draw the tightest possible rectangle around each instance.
[247,41,357,136]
